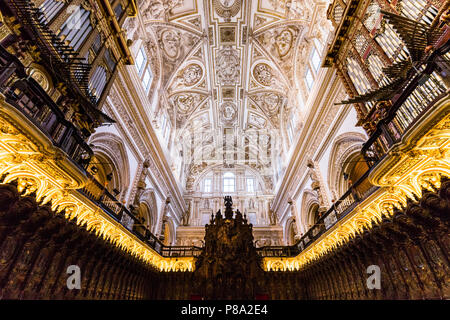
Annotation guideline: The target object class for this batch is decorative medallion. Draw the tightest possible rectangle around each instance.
[250,92,283,115]
[29,69,50,92]
[182,64,203,86]
[275,29,294,58]
[253,63,273,86]
[221,102,237,122]
[216,46,241,85]
[160,29,181,59]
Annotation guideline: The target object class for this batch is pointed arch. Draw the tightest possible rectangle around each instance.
[327,132,367,199]
[139,188,159,232]
[300,189,320,231]
[88,132,131,200]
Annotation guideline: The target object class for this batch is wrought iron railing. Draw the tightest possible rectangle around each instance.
[0,43,200,259]
[160,246,203,258]
[0,46,93,170]
[257,168,380,258]
[258,43,448,258]
[79,172,202,258]
[256,245,300,258]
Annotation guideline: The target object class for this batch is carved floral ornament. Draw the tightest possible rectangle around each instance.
[172,93,206,117]
[216,46,241,85]
[253,63,273,87]
[248,113,267,128]
[181,64,203,86]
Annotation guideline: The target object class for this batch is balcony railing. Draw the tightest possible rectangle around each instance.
[258,44,448,259]
[0,46,93,170]
[160,246,203,258]
[361,45,450,166]
[0,46,200,258]
[257,168,379,258]
[79,172,202,258]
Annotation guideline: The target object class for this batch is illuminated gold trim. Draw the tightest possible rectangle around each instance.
[264,98,450,271]
[0,94,194,272]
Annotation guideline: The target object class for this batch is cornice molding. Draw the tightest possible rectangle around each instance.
[106,67,187,220]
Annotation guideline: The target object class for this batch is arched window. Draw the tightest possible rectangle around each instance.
[203,178,212,193]
[223,172,235,193]
[344,154,372,198]
[134,45,153,93]
[308,204,320,228]
[287,219,298,245]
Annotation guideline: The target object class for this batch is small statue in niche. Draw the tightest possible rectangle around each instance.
[269,208,277,225]
[181,207,190,226]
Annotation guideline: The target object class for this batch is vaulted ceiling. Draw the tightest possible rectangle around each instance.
[130,0,331,192]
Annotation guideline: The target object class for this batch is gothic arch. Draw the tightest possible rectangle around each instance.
[327,132,366,199]
[300,189,320,231]
[284,216,298,245]
[162,217,176,246]
[88,132,131,200]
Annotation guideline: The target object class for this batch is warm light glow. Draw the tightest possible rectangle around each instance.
[264,108,450,271]
[0,98,194,272]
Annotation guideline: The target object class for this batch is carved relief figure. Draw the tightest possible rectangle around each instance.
[222,102,236,122]
[216,46,240,85]
[160,29,181,59]
[275,29,294,58]
[142,0,184,20]
[220,0,235,7]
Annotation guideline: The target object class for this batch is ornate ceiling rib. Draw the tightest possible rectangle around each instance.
[136,0,324,193]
